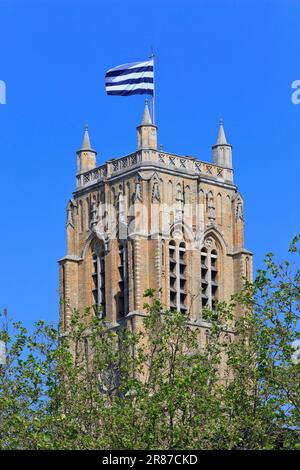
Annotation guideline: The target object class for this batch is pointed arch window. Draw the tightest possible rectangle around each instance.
[169,240,176,310]
[92,241,106,316]
[245,256,250,281]
[201,238,219,310]
[184,185,191,204]
[179,242,187,312]
[85,198,90,230]
[169,240,187,313]
[79,200,83,232]
[199,189,205,205]
[168,180,173,206]
[217,193,222,226]
[118,242,129,318]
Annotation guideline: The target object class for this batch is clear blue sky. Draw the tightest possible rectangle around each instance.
[0,0,299,327]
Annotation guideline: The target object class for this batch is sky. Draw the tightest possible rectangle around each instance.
[0,0,299,328]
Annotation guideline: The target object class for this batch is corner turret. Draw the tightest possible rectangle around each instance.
[136,99,157,150]
[212,119,232,168]
[76,125,97,174]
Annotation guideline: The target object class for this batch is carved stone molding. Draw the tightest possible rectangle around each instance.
[151,173,161,202]
[133,175,143,203]
[208,192,215,225]
[90,195,98,227]
[66,199,75,228]
[235,198,244,221]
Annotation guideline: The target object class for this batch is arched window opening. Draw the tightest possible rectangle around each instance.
[85,198,89,230]
[92,241,106,317]
[179,242,187,313]
[185,185,191,205]
[169,241,187,313]
[169,241,176,311]
[201,247,208,308]
[210,249,218,310]
[245,256,250,281]
[217,193,222,226]
[79,200,83,232]
[201,239,219,311]
[199,189,205,206]
[168,180,173,206]
[118,243,129,319]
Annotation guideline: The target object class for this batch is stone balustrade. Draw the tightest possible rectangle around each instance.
[76,164,107,189]
[76,149,233,189]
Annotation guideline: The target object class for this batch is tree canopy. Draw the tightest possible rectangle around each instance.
[0,237,299,449]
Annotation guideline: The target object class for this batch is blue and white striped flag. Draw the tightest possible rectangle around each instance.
[105,59,154,96]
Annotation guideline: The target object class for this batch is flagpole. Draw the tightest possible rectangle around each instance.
[150,49,155,124]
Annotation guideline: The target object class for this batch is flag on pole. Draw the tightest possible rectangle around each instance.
[105,59,154,96]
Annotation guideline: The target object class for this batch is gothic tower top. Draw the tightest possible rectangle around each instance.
[60,103,252,334]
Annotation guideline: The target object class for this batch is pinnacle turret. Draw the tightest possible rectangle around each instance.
[217,118,227,145]
[141,99,152,125]
[137,99,157,150]
[76,125,97,174]
[212,119,232,169]
[79,125,96,152]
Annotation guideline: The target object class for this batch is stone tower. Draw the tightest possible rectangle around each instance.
[59,102,252,342]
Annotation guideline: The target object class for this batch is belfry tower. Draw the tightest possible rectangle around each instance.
[59,102,252,341]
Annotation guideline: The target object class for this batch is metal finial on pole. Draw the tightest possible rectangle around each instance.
[150,48,155,124]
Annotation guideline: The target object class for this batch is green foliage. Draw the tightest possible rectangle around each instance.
[0,237,299,449]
